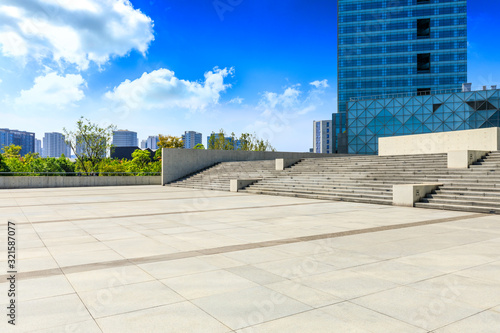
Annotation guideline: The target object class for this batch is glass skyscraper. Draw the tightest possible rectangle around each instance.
[338,0,467,115]
[348,88,500,154]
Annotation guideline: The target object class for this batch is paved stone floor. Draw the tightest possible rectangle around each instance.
[0,185,499,332]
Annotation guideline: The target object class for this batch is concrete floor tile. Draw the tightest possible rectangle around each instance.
[298,269,399,300]
[192,286,312,330]
[351,286,482,331]
[160,269,259,299]
[96,301,231,333]
[320,301,426,333]
[139,257,219,279]
[78,280,184,318]
[236,308,372,333]
[265,280,343,308]
[65,266,154,292]
[226,265,285,285]
[433,310,500,333]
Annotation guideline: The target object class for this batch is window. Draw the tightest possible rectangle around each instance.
[326,123,329,127]
[417,19,431,39]
[327,134,330,138]
[417,0,430,4]
[327,145,330,149]
[327,129,330,133]
[417,53,431,74]
[417,88,431,95]
[327,140,330,144]
[433,103,443,112]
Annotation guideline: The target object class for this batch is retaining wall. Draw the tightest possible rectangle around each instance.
[162,149,342,185]
[0,176,161,189]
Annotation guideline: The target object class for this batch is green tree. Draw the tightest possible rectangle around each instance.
[193,143,205,149]
[208,129,234,150]
[0,154,9,173]
[157,135,184,149]
[64,117,116,173]
[2,144,22,158]
[155,134,184,161]
[130,149,151,171]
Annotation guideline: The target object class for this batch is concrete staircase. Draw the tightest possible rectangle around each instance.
[415,151,500,214]
[243,154,449,205]
[169,160,281,191]
[168,152,500,214]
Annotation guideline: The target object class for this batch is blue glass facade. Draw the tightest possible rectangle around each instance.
[332,112,347,152]
[0,128,35,156]
[347,89,500,154]
[338,0,467,115]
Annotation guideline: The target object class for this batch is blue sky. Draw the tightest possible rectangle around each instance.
[0,0,498,152]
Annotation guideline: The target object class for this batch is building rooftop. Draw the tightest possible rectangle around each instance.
[1,185,499,332]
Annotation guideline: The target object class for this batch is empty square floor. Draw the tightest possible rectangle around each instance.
[1,185,499,332]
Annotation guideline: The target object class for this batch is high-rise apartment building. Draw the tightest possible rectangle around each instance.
[35,139,42,156]
[145,136,159,150]
[313,120,332,154]
[112,130,138,147]
[42,132,71,158]
[0,128,35,156]
[338,0,467,114]
[183,131,202,149]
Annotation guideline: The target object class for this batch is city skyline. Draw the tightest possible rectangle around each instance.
[0,0,499,152]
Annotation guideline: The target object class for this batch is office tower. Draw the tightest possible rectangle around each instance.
[112,130,138,147]
[35,139,42,155]
[0,128,35,156]
[140,140,147,149]
[338,0,467,113]
[183,131,202,149]
[145,136,160,150]
[42,132,71,158]
[313,120,332,154]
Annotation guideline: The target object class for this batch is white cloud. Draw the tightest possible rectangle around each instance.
[228,97,244,105]
[16,72,86,108]
[0,0,154,70]
[105,67,234,112]
[310,79,329,89]
[246,83,331,149]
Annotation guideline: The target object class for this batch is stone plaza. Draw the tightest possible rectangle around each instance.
[1,185,499,332]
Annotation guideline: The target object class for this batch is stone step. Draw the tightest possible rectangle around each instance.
[414,202,499,214]
[241,189,393,206]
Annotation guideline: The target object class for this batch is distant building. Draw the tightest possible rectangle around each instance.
[313,120,332,154]
[42,132,71,158]
[206,134,241,150]
[0,128,35,156]
[111,147,154,161]
[75,135,107,158]
[35,139,42,156]
[182,131,202,149]
[140,140,147,149]
[145,136,159,150]
[112,130,138,147]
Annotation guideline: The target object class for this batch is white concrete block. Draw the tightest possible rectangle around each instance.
[447,150,489,169]
[275,158,301,171]
[379,127,500,156]
[230,179,260,192]
[393,183,442,207]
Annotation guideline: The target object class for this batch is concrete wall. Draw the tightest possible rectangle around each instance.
[0,176,161,189]
[379,128,500,156]
[448,150,489,169]
[162,149,343,185]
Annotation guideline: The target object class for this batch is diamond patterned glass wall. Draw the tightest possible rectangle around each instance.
[338,0,467,115]
[347,89,500,154]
